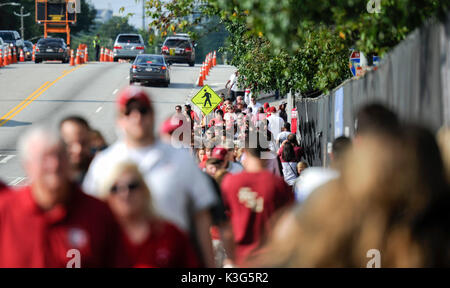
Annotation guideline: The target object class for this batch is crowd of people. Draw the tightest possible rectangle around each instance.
[0,85,449,267]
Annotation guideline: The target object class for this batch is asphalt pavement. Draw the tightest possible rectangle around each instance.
[0,61,235,186]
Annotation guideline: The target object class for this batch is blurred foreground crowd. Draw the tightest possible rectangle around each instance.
[0,86,449,268]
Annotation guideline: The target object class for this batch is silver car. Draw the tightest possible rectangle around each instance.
[113,34,145,62]
[0,37,6,59]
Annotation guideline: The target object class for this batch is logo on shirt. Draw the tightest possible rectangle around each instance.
[155,248,170,267]
[67,228,89,249]
[238,188,264,213]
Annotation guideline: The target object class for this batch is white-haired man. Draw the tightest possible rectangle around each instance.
[0,126,129,267]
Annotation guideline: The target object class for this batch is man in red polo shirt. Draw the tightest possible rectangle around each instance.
[221,134,294,266]
[0,126,130,268]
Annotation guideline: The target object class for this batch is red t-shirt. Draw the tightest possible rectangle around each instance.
[221,170,294,266]
[278,145,303,162]
[190,110,200,123]
[0,186,131,268]
[0,181,6,193]
[123,221,200,268]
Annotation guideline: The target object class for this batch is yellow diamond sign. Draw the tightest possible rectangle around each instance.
[191,85,222,116]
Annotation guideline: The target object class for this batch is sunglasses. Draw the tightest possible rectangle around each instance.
[124,106,150,116]
[110,180,141,194]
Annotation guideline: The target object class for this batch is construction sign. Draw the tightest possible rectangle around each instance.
[191,85,221,116]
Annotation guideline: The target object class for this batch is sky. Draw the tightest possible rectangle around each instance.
[88,0,147,29]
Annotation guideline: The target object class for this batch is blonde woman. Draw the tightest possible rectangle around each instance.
[100,162,200,268]
[297,162,309,176]
[437,126,450,183]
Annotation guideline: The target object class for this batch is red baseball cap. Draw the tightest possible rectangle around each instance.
[116,86,152,111]
[211,146,228,161]
[160,115,184,135]
[264,102,270,109]
[270,106,276,113]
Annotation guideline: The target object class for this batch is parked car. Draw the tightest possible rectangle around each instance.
[129,54,170,87]
[0,30,24,50]
[0,37,7,59]
[35,38,70,64]
[113,34,145,62]
[23,41,34,61]
[161,36,196,66]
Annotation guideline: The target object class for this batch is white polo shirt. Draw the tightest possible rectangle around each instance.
[82,140,218,232]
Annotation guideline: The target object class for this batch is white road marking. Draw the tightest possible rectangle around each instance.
[96,106,103,113]
[0,155,16,164]
[8,177,26,186]
[112,89,119,95]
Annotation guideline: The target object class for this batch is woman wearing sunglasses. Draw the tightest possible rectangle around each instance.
[100,162,200,268]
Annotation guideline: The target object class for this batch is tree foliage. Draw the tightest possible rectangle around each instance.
[215,0,450,55]
[96,16,137,41]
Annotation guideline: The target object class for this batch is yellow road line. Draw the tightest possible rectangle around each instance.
[0,82,50,122]
[0,65,84,127]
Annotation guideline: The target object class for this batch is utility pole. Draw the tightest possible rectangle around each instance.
[142,0,145,30]
[14,6,31,40]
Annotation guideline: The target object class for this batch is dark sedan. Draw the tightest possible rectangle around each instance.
[35,38,69,64]
[130,55,170,87]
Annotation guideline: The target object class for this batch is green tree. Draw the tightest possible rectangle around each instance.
[138,0,449,96]
[96,16,137,41]
[70,0,97,35]
[214,0,450,55]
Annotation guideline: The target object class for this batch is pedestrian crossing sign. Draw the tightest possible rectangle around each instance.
[191,85,222,116]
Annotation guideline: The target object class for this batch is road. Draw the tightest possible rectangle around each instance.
[0,61,235,186]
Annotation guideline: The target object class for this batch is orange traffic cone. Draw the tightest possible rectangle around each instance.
[213,51,217,66]
[70,49,75,66]
[7,47,12,65]
[202,62,206,80]
[197,64,204,87]
[100,47,104,62]
[5,48,10,66]
[19,49,25,62]
[0,49,3,68]
[12,47,17,64]
[109,49,113,62]
[80,49,85,64]
[104,49,108,62]
[75,49,81,65]
[85,47,88,63]
[208,53,212,70]
[32,45,36,62]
